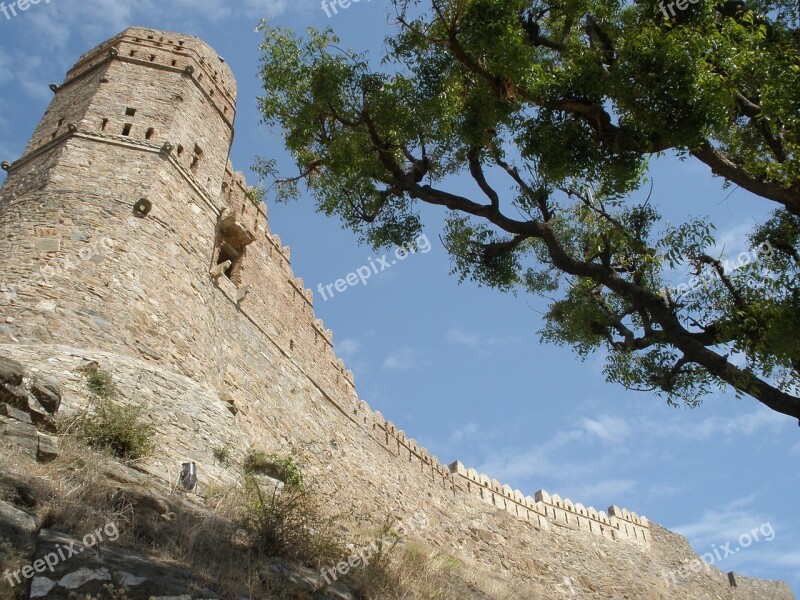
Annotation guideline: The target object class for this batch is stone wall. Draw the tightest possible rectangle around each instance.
[0,27,793,599]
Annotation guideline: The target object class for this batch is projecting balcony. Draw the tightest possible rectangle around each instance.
[219,209,255,248]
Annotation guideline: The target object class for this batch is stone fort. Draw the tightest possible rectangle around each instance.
[0,27,793,599]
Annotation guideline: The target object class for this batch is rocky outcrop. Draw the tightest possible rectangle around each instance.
[0,356,60,462]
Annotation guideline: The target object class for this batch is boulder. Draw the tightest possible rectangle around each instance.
[31,376,62,414]
[0,499,37,549]
[0,356,24,386]
[37,432,60,461]
[0,416,40,457]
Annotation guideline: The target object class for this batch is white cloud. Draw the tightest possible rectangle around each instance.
[382,347,427,371]
[11,0,297,56]
[446,327,509,355]
[476,429,586,482]
[336,338,361,358]
[714,221,756,259]
[642,408,786,441]
[581,415,630,443]
[449,423,478,444]
[672,495,771,545]
[569,479,637,503]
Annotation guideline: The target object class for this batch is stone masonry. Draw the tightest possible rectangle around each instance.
[0,27,793,599]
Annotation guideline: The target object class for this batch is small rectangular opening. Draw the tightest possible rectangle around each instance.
[129,50,137,57]
[177,144,184,156]
[101,118,108,131]
[145,127,155,140]
[171,59,177,66]
[57,118,64,126]
[122,123,132,136]
[125,107,136,116]
[150,55,156,62]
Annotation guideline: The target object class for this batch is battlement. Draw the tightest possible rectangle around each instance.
[62,27,236,127]
[447,461,650,544]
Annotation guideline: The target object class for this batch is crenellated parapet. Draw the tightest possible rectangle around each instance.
[448,461,650,544]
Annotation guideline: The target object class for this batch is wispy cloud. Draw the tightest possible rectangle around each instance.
[446,327,508,354]
[643,409,786,441]
[581,415,630,443]
[672,495,767,544]
[569,478,637,502]
[449,423,479,444]
[382,347,427,371]
[5,0,299,56]
[336,338,361,358]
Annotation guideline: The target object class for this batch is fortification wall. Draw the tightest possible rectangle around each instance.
[0,27,793,599]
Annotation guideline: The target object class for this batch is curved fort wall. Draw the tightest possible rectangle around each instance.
[0,28,793,599]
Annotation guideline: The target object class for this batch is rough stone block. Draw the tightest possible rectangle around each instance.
[33,237,61,252]
[0,383,29,410]
[0,402,33,424]
[0,415,39,456]
[26,395,58,432]
[0,356,25,385]
[38,432,60,461]
[31,375,62,414]
[0,499,37,549]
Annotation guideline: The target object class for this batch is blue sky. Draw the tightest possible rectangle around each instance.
[0,0,797,593]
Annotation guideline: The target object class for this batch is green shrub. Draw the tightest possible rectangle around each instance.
[237,474,341,566]
[242,450,304,488]
[86,368,117,399]
[212,444,231,465]
[76,401,155,460]
[69,368,155,461]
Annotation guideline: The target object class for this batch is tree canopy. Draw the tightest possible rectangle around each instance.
[255,0,800,421]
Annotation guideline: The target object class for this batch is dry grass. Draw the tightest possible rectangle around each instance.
[0,437,540,600]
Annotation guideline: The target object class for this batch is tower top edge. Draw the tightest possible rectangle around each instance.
[70,26,238,98]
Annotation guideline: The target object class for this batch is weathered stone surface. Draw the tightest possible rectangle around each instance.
[0,401,32,424]
[0,382,29,410]
[25,395,57,432]
[0,356,24,386]
[0,499,37,549]
[30,375,62,414]
[37,432,60,461]
[30,529,220,600]
[0,415,40,457]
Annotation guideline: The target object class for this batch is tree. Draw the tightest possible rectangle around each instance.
[255,0,800,421]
